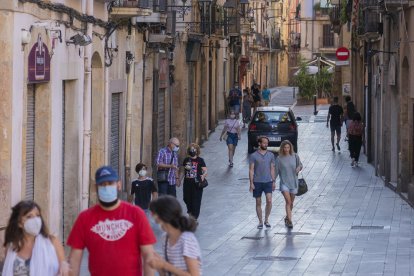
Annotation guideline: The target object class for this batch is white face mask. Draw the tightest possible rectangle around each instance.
[230,114,236,119]
[24,217,42,236]
[139,170,147,177]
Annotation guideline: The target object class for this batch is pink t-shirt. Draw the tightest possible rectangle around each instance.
[67,201,156,276]
[225,119,240,134]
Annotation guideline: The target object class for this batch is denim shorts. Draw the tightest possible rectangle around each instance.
[230,105,241,114]
[253,182,273,198]
[226,132,238,146]
[280,183,298,195]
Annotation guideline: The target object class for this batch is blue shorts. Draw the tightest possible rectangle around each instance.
[226,132,238,146]
[280,183,298,194]
[253,182,273,198]
[230,105,241,114]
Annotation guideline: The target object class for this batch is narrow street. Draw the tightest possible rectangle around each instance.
[167,92,414,275]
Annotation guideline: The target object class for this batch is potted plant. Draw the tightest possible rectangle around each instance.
[313,2,322,16]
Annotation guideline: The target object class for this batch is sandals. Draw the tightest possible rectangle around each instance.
[264,222,271,228]
[284,217,293,229]
[257,223,263,229]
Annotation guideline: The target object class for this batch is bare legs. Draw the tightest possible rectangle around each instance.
[255,193,273,224]
[282,191,295,223]
[227,144,236,164]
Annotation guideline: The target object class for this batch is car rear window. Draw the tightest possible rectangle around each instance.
[253,111,292,123]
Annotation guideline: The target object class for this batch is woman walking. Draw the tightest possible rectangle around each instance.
[275,140,303,229]
[348,112,364,167]
[182,143,207,220]
[2,200,69,276]
[149,196,202,276]
[242,88,254,128]
[220,110,241,167]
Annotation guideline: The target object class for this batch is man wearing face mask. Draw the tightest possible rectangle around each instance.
[67,165,157,276]
[130,163,158,212]
[249,137,276,229]
[156,137,180,197]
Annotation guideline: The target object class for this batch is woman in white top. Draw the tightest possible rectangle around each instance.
[2,200,69,276]
[219,110,241,167]
[149,196,202,276]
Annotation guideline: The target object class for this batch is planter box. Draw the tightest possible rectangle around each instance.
[296,98,314,106]
[317,98,329,104]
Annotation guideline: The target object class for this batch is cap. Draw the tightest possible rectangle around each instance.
[95,166,119,185]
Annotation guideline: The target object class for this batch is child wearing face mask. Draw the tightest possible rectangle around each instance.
[130,163,158,212]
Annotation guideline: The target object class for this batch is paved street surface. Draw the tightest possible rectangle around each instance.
[80,88,414,275]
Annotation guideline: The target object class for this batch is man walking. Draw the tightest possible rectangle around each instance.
[227,84,242,118]
[327,96,344,152]
[156,137,180,197]
[249,137,276,229]
[261,86,271,106]
[67,166,156,276]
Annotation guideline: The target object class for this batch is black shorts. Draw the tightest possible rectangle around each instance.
[330,124,341,135]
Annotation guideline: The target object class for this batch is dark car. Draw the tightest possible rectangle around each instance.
[247,106,301,154]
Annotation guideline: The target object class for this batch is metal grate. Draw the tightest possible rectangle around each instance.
[275,232,312,236]
[241,236,263,240]
[351,226,384,230]
[253,256,299,261]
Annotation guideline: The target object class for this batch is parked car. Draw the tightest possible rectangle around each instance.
[247,106,302,154]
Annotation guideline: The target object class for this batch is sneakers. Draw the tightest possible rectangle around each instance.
[332,147,335,152]
[351,158,355,167]
[284,217,293,229]
[264,222,271,228]
[257,223,263,229]
[336,143,341,151]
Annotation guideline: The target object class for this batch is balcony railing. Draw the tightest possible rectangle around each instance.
[109,0,152,18]
[358,9,380,38]
[318,36,338,50]
[381,0,409,9]
[270,37,281,50]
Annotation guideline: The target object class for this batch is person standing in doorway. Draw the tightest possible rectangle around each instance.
[275,140,303,229]
[130,163,158,212]
[67,165,157,276]
[227,84,242,118]
[220,110,241,167]
[249,137,276,229]
[242,88,254,128]
[182,143,207,221]
[156,137,180,197]
[348,112,364,167]
[261,86,271,106]
[326,96,344,152]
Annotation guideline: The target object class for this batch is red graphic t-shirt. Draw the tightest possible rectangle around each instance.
[67,201,156,276]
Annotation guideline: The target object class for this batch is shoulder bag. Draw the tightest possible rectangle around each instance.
[157,152,174,182]
[164,236,172,276]
[295,154,308,196]
[223,120,237,141]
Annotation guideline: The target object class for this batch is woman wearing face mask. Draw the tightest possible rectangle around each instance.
[2,200,69,276]
[130,163,158,212]
[149,196,202,276]
[275,140,303,229]
[219,111,241,167]
[242,88,254,128]
[182,143,207,221]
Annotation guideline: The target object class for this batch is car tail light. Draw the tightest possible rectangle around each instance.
[289,124,296,131]
[249,123,257,131]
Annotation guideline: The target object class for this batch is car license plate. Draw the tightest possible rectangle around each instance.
[269,137,281,142]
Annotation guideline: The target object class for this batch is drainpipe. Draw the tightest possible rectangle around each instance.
[140,41,147,161]
[366,41,372,163]
[124,29,135,195]
[81,0,93,210]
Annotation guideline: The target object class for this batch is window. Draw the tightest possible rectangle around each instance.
[322,24,334,47]
[253,111,292,123]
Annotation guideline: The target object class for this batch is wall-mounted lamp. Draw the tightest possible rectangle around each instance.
[21,29,32,45]
[66,33,92,46]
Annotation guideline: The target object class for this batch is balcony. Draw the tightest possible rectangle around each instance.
[109,0,152,19]
[380,0,409,9]
[318,36,338,52]
[358,10,381,39]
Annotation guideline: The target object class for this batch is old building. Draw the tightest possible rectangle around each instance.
[350,0,414,204]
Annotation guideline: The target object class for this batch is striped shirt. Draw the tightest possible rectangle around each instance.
[162,232,202,274]
[156,147,178,185]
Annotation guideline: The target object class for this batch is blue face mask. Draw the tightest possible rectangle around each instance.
[97,185,118,203]
[173,146,179,152]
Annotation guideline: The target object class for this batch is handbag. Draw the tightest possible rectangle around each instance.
[295,154,308,196]
[197,178,208,189]
[157,152,174,182]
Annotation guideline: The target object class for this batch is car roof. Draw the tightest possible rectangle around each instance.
[256,106,290,112]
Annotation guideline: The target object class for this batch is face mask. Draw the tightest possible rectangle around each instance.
[189,150,197,157]
[138,170,147,177]
[98,185,118,203]
[230,115,236,119]
[173,146,179,152]
[24,217,42,236]
[260,146,267,150]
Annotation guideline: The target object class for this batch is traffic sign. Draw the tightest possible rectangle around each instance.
[336,47,350,61]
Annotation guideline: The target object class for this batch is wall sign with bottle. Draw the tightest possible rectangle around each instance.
[28,34,50,83]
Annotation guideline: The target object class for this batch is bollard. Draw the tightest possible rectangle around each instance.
[313,95,318,115]
[293,87,295,99]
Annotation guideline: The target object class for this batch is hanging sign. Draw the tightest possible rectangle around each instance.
[28,34,50,83]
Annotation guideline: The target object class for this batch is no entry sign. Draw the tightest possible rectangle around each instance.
[336,47,350,61]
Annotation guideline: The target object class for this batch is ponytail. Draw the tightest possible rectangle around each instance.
[178,215,197,232]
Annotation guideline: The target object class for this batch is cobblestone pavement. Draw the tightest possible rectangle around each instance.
[79,89,414,275]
